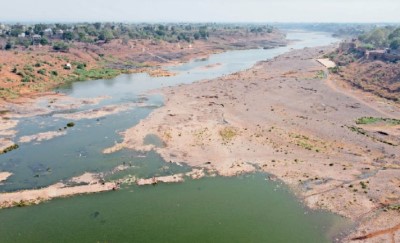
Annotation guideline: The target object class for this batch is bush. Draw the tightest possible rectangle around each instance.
[21,76,31,82]
[50,70,58,76]
[390,38,400,50]
[5,42,13,50]
[40,37,49,45]
[52,41,69,52]
[37,69,46,75]
[76,63,86,69]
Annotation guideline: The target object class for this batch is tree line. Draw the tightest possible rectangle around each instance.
[0,23,274,51]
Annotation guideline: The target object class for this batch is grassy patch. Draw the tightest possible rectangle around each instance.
[347,125,397,146]
[328,66,340,74]
[72,68,122,81]
[356,117,400,125]
[219,127,238,143]
[314,70,326,79]
[0,88,20,99]
[57,68,126,85]
[289,133,323,152]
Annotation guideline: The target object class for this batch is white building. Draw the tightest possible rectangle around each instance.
[44,28,53,36]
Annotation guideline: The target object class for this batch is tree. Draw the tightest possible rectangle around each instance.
[390,38,400,50]
[389,28,400,40]
[364,28,390,48]
[34,24,47,34]
[94,22,102,30]
[40,37,49,45]
[5,41,13,50]
[55,23,68,31]
[63,31,75,41]
[99,29,114,42]
[199,29,209,39]
[52,41,69,52]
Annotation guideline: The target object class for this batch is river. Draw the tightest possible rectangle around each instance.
[0,31,350,242]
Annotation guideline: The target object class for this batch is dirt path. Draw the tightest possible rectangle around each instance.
[351,223,400,242]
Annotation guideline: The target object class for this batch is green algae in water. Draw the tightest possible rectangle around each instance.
[0,174,349,243]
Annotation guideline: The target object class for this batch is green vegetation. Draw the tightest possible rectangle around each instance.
[289,133,323,152]
[347,125,397,146]
[72,68,122,81]
[219,127,238,143]
[355,117,400,125]
[12,199,35,207]
[66,122,75,127]
[52,41,69,52]
[1,23,276,50]
[314,70,325,79]
[328,66,340,74]
[37,69,46,75]
[5,42,13,50]
[358,26,400,50]
[386,204,400,212]
[1,144,19,154]
[360,181,368,189]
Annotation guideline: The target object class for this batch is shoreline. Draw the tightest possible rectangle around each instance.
[0,31,286,101]
[104,46,400,242]
[0,36,399,241]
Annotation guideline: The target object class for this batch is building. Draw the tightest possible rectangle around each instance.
[55,29,64,39]
[32,34,42,44]
[43,28,53,37]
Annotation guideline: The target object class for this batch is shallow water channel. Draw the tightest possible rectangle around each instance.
[0,31,349,242]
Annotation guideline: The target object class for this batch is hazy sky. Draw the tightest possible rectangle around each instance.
[1,0,400,23]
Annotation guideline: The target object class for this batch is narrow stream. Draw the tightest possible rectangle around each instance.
[0,31,350,242]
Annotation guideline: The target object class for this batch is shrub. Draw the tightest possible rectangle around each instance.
[52,41,69,52]
[40,37,49,45]
[390,38,400,50]
[5,42,13,50]
[21,76,31,82]
[37,69,46,75]
[76,63,86,70]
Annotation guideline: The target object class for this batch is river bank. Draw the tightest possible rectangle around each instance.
[0,31,373,241]
[0,30,285,100]
[105,46,400,242]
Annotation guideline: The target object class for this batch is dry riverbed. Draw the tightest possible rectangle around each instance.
[105,46,400,242]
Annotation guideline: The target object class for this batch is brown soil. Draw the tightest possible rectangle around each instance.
[0,31,285,100]
[331,59,400,103]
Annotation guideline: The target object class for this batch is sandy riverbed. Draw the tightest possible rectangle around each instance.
[105,46,400,242]
[0,172,12,183]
